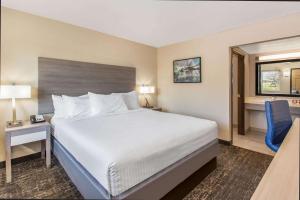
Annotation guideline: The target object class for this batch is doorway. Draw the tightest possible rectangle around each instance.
[231,50,245,135]
[229,36,300,156]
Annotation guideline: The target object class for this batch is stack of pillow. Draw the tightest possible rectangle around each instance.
[52,91,140,119]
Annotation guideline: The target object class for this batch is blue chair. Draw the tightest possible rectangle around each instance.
[265,100,292,152]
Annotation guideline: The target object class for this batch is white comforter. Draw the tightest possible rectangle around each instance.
[52,109,217,196]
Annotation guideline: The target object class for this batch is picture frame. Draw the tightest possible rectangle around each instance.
[173,57,201,83]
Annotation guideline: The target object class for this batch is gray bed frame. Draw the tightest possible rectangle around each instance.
[38,57,219,200]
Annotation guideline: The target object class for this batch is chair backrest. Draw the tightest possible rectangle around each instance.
[265,100,292,145]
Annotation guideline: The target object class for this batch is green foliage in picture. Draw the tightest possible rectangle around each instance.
[261,71,280,92]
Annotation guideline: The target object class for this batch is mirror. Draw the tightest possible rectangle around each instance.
[256,59,300,96]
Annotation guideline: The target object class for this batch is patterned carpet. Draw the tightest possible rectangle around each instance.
[0,144,272,199]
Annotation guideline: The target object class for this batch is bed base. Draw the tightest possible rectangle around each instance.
[53,138,219,200]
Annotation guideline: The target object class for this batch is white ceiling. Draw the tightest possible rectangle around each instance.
[239,36,300,54]
[2,0,300,47]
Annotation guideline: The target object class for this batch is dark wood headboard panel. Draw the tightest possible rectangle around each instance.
[38,57,136,114]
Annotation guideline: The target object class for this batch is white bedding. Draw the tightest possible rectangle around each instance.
[51,109,217,196]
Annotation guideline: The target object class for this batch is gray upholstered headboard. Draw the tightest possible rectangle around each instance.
[38,57,136,114]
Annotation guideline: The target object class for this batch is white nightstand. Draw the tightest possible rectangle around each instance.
[5,121,51,183]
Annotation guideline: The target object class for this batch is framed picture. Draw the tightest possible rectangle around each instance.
[173,57,201,83]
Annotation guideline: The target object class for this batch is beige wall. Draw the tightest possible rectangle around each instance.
[157,13,300,141]
[0,7,157,161]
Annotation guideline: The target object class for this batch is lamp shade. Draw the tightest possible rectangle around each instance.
[139,85,155,94]
[0,85,31,99]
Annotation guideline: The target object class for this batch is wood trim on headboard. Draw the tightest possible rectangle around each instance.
[38,57,136,114]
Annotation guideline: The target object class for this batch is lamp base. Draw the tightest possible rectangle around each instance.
[6,120,23,128]
[143,105,154,109]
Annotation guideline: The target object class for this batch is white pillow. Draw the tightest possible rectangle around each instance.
[52,95,65,118]
[62,94,91,118]
[88,92,128,115]
[112,91,140,110]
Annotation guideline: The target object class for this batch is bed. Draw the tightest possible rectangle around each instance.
[38,57,219,200]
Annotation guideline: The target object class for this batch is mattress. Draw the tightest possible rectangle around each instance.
[51,109,217,196]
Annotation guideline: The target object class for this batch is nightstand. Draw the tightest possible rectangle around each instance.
[5,121,51,183]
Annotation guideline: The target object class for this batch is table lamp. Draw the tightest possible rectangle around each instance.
[139,85,155,108]
[0,85,31,127]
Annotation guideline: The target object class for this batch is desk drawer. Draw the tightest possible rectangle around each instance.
[11,131,46,146]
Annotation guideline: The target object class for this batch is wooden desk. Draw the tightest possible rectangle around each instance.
[251,118,299,200]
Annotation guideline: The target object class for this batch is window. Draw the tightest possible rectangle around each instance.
[261,71,280,92]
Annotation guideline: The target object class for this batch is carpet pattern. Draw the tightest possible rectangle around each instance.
[0,144,272,199]
[184,145,272,200]
[0,158,82,199]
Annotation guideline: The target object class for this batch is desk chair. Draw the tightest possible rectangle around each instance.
[265,100,292,152]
